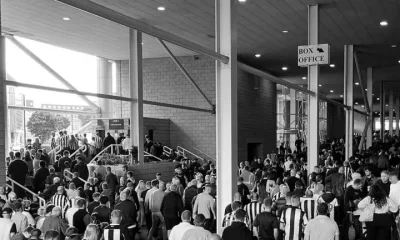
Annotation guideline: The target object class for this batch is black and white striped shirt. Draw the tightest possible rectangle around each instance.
[300,199,317,220]
[272,192,282,203]
[51,193,69,217]
[244,201,263,229]
[103,224,125,240]
[58,136,67,149]
[280,207,308,240]
[94,136,103,149]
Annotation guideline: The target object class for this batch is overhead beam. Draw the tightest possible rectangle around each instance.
[358,118,371,152]
[354,52,371,114]
[54,0,229,64]
[8,105,99,115]
[6,35,99,110]
[157,38,215,110]
[143,100,214,113]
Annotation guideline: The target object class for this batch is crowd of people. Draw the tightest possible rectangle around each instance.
[4,131,400,240]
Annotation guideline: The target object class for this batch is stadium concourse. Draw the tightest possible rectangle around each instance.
[1,0,400,240]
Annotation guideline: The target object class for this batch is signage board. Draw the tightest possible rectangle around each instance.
[298,44,330,67]
[109,119,124,130]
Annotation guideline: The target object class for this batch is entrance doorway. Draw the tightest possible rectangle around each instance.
[247,143,263,162]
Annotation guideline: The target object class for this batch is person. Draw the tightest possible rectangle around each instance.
[304,202,339,240]
[222,209,252,240]
[148,182,167,240]
[0,207,17,240]
[103,132,116,152]
[183,179,198,211]
[32,138,41,151]
[222,201,242,228]
[169,210,195,240]
[344,178,363,212]
[43,230,60,240]
[33,152,42,174]
[121,134,132,155]
[280,195,308,240]
[358,184,397,240]
[193,185,216,222]
[114,191,137,239]
[237,177,250,206]
[11,201,28,233]
[160,184,184,236]
[181,214,211,240]
[68,135,79,152]
[377,149,390,171]
[95,161,107,181]
[240,167,255,191]
[361,167,378,196]
[83,224,100,240]
[33,160,50,193]
[144,135,153,153]
[50,186,69,218]
[72,199,90,234]
[59,150,71,175]
[7,152,29,198]
[135,180,146,226]
[45,168,57,189]
[244,192,263,230]
[65,198,80,227]
[93,132,102,155]
[73,156,89,182]
[12,226,34,240]
[253,198,279,240]
[41,207,68,240]
[103,210,128,240]
[87,192,101,215]
[93,196,112,223]
[144,180,159,230]
[105,167,118,196]
[300,190,318,221]
[375,170,390,196]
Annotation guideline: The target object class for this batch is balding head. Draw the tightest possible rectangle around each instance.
[290,169,296,177]
[170,184,178,192]
[120,191,128,201]
[57,186,64,194]
[159,182,166,191]
[233,192,242,201]
[52,206,61,217]
[53,177,60,184]
[191,179,197,187]
[181,210,191,222]
[305,189,313,198]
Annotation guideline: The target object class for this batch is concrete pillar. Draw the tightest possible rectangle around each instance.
[344,45,354,161]
[216,0,237,234]
[307,5,319,171]
[97,58,113,118]
[366,67,373,147]
[389,90,394,135]
[290,89,297,151]
[396,97,399,136]
[380,82,385,139]
[0,32,7,185]
[129,29,144,164]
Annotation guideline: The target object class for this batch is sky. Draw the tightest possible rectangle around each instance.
[6,36,100,107]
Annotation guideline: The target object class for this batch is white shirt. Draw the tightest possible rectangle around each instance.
[169,222,195,240]
[122,138,132,150]
[390,182,400,206]
[65,207,79,226]
[304,215,339,240]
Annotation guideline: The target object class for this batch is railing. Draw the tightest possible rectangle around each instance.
[48,145,61,164]
[63,169,89,184]
[6,177,46,208]
[194,147,216,162]
[70,145,88,158]
[144,151,163,161]
[163,146,172,156]
[91,144,123,162]
[177,146,204,161]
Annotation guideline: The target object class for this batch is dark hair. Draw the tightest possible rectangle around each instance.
[263,198,272,208]
[40,160,46,168]
[317,202,329,215]
[63,150,70,155]
[353,179,362,185]
[231,201,242,211]
[15,152,21,158]
[76,199,86,208]
[151,180,159,187]
[369,184,387,209]
[194,214,206,226]
[99,196,109,204]
[234,209,246,221]
[44,230,60,240]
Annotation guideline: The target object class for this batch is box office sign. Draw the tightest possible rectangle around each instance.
[298,44,330,67]
[109,119,124,130]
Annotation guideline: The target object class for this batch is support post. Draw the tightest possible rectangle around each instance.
[344,45,354,161]
[358,119,371,152]
[97,58,113,118]
[307,5,319,172]
[389,90,394,135]
[366,67,373,147]
[354,52,371,114]
[0,32,7,185]
[216,0,237,235]
[129,29,144,164]
[290,89,297,151]
[380,81,385,140]
[396,97,399,136]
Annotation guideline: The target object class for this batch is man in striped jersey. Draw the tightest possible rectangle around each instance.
[300,190,317,221]
[51,186,69,218]
[103,210,128,240]
[244,192,263,230]
[94,132,103,154]
[280,195,308,240]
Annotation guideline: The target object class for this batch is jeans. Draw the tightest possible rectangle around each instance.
[148,212,167,240]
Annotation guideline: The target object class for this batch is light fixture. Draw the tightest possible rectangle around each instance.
[319,84,322,87]
[63,17,70,21]
[255,54,261,58]
[398,60,400,64]
[282,30,289,33]
[157,6,166,11]
[330,90,334,93]
[380,21,388,26]
[386,104,389,107]
[365,89,367,91]
[377,98,380,100]
[392,45,397,48]
[375,112,378,114]
[362,105,365,108]
[340,95,343,98]
[282,66,288,71]
[329,64,335,68]
[355,82,359,85]
[355,102,358,105]
[302,77,306,80]
[141,42,144,45]
[238,0,247,2]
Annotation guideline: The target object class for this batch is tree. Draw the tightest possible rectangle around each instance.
[78,114,92,126]
[27,111,70,142]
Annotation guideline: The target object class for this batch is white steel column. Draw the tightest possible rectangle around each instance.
[344,45,354,161]
[97,58,113,118]
[396,97,399,136]
[366,67,373,147]
[216,0,237,235]
[0,33,7,185]
[290,89,297,151]
[389,90,394,135]
[307,5,319,172]
[129,29,144,164]
[380,82,385,139]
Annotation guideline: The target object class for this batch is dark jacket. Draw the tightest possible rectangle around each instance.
[33,167,50,192]
[183,185,198,211]
[114,200,137,226]
[42,182,61,200]
[378,154,390,169]
[103,135,116,149]
[160,191,184,219]
[106,172,119,192]
[74,161,89,181]
[222,221,253,240]
[325,172,345,197]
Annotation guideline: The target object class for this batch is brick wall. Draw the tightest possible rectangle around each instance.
[114,56,276,164]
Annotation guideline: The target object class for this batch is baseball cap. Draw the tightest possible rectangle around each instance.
[2,207,12,214]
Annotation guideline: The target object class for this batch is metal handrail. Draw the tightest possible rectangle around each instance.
[63,169,89,184]
[48,145,60,155]
[91,144,122,162]
[163,146,172,156]
[70,145,87,158]
[6,177,46,208]
[177,146,204,161]
[194,147,216,162]
[144,151,163,161]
